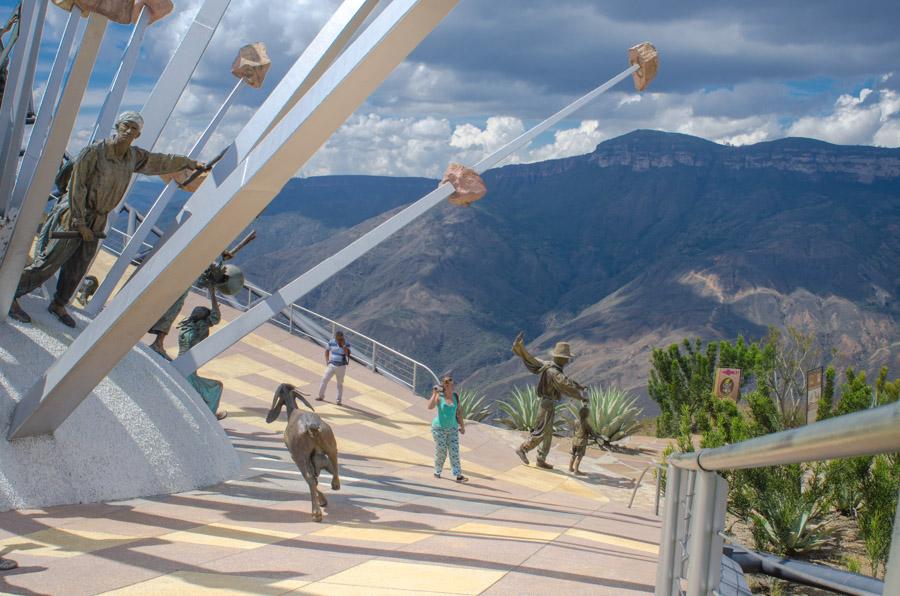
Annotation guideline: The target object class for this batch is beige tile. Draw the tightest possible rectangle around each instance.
[564,528,659,554]
[315,560,506,594]
[447,522,560,543]
[0,527,137,558]
[104,571,308,595]
[160,522,297,550]
[296,583,437,596]
[351,392,410,416]
[361,411,431,440]
[311,523,432,545]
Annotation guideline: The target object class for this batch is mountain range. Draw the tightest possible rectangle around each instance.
[142,130,900,414]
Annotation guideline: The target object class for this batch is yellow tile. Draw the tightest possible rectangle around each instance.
[564,528,659,554]
[556,478,610,503]
[311,523,431,545]
[316,560,506,594]
[0,528,136,558]
[361,411,430,440]
[350,392,410,415]
[103,571,308,595]
[224,378,274,402]
[298,584,436,596]
[496,465,566,493]
[161,522,296,550]
[448,522,560,542]
[199,354,275,379]
[240,334,324,374]
[255,367,315,388]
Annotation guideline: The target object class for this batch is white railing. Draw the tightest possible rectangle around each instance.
[656,400,900,596]
[102,206,440,396]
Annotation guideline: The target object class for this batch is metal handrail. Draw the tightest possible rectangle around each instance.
[102,217,440,396]
[628,462,663,516]
[667,400,900,471]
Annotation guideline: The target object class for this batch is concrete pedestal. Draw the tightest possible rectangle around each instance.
[0,295,240,510]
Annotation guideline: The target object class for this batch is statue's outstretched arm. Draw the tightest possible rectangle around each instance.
[512,332,543,372]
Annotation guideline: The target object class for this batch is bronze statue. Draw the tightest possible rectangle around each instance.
[8,112,204,326]
[512,332,587,469]
[569,405,597,476]
[75,275,99,306]
[177,290,227,420]
[266,383,341,522]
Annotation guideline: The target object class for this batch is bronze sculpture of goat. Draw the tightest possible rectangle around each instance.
[266,383,340,521]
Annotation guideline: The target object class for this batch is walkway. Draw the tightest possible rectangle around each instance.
[0,295,663,595]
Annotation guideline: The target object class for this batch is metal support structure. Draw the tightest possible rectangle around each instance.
[0,0,46,214]
[89,7,150,142]
[0,13,108,322]
[655,465,684,596]
[11,10,80,205]
[685,472,727,596]
[84,78,245,315]
[175,58,643,374]
[9,0,459,439]
[883,487,900,594]
[178,0,379,220]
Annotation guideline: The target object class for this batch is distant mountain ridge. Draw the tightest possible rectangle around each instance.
[226,130,899,412]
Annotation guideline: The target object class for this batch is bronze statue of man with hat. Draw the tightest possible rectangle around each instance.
[512,332,587,469]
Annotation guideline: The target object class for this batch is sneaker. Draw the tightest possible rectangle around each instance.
[0,557,17,571]
[455,475,469,483]
[216,411,228,420]
[315,396,325,401]
[434,473,441,479]
[336,399,342,406]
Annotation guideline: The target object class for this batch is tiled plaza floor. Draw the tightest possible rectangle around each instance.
[0,294,663,595]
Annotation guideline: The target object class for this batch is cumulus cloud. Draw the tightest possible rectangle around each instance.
[787,87,900,146]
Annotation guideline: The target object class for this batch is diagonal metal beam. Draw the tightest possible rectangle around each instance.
[89,7,151,142]
[89,0,379,315]
[0,0,47,216]
[9,0,459,439]
[172,60,645,375]
[0,13,108,323]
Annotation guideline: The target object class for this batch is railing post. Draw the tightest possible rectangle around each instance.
[685,471,727,596]
[883,487,900,593]
[656,465,683,596]
[371,344,377,372]
[331,321,336,336]
[288,306,294,334]
[412,365,417,394]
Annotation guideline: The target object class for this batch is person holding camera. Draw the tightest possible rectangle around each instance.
[428,375,468,482]
[317,330,351,405]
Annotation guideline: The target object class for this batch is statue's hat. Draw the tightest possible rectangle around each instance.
[550,342,573,360]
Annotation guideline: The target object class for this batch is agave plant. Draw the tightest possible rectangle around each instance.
[496,386,566,434]
[456,389,491,422]
[564,385,644,446]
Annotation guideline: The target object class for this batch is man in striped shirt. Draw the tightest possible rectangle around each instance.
[317,331,351,405]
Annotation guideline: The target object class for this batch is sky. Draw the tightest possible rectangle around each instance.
[6,0,900,178]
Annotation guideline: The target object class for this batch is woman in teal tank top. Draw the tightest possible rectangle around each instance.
[428,375,468,482]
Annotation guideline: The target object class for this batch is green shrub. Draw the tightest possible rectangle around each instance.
[455,389,491,422]
[858,453,899,578]
[743,463,834,557]
[562,385,644,446]
[496,386,565,434]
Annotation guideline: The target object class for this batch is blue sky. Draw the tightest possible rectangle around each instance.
[4,0,899,177]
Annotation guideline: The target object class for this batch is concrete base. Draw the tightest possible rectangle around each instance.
[0,295,240,511]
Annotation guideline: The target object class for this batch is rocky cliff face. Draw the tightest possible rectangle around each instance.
[233,130,899,412]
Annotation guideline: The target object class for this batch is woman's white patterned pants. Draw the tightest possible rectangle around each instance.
[432,426,461,476]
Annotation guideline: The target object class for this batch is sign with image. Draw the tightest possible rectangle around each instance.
[714,368,742,401]
[806,367,824,424]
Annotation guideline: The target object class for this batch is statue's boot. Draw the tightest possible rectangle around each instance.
[536,458,554,470]
[515,446,529,465]
[48,301,76,328]
[149,342,172,361]
[8,299,31,323]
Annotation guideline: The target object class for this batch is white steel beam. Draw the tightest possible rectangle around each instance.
[89,7,150,142]
[83,78,245,316]
[9,0,459,439]
[11,10,81,209]
[91,0,378,314]
[0,14,108,322]
[173,61,642,374]
[0,0,46,215]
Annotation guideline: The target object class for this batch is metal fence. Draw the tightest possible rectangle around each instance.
[656,400,900,596]
[104,205,440,396]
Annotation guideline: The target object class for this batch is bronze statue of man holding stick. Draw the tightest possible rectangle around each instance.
[512,332,587,469]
